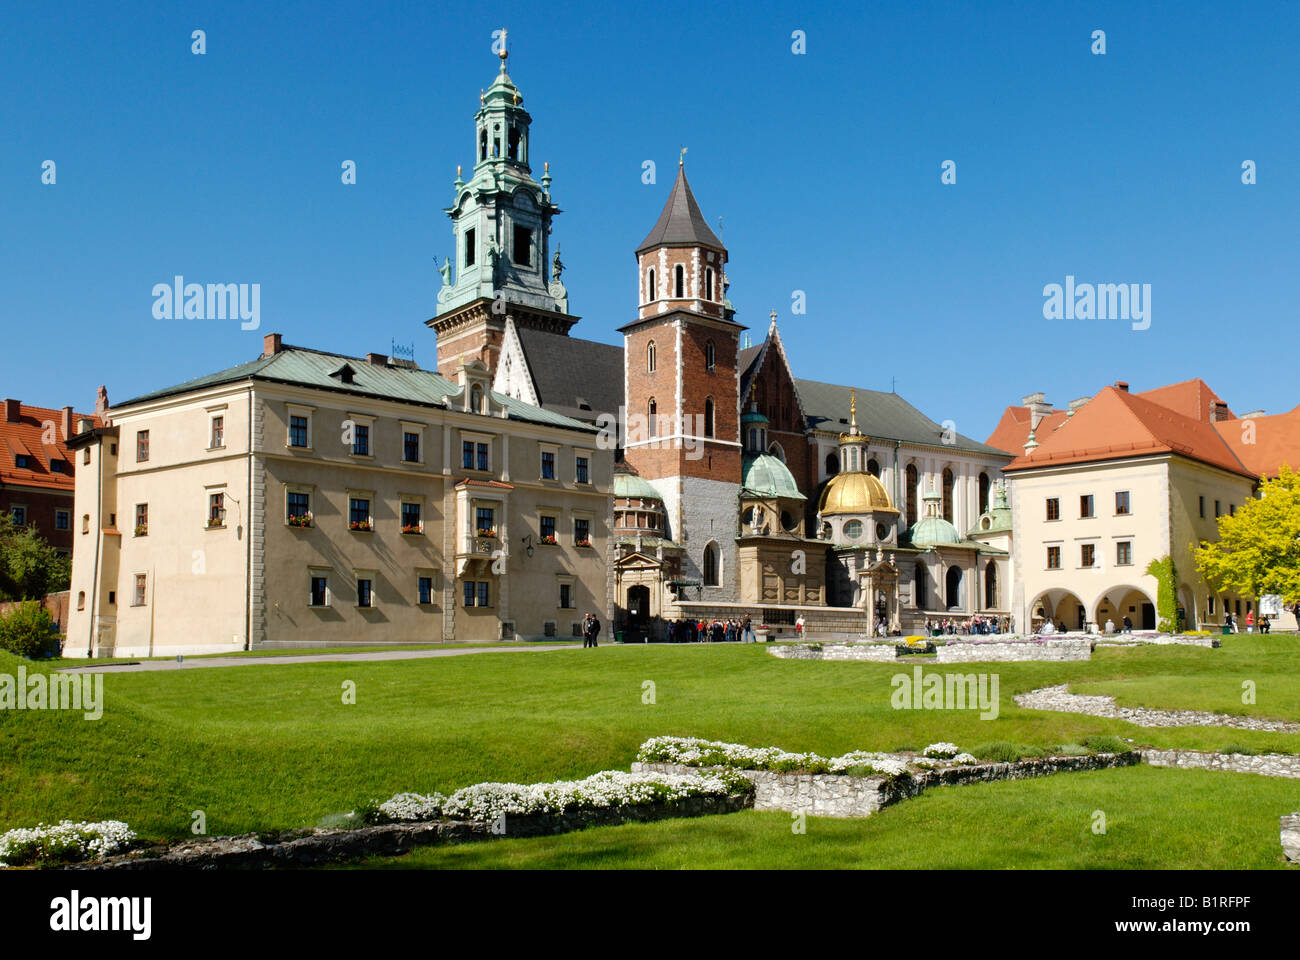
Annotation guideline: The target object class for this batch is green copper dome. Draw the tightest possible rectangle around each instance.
[969,485,1012,536]
[613,473,663,501]
[908,516,963,546]
[742,454,806,501]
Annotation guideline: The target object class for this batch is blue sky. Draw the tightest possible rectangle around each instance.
[3,1,1297,440]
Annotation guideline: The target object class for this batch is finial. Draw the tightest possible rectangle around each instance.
[457,164,462,178]
[544,161,549,174]
[769,308,777,325]
[499,27,508,68]
[480,88,485,104]
[679,146,687,167]
[850,388,857,424]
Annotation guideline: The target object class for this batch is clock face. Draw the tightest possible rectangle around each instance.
[877,522,889,541]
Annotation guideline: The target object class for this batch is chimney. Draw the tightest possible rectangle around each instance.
[365,352,387,366]
[95,385,110,420]
[1021,392,1053,431]
[1241,409,1266,419]
[61,405,73,441]
[77,417,94,435]
[4,399,20,423]
[1115,381,1129,393]
[1068,397,1090,414]
[1211,400,1230,423]
[263,333,283,356]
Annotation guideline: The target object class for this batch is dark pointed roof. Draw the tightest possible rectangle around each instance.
[636,164,724,254]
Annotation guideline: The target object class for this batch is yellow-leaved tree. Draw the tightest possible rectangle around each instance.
[1194,465,1300,605]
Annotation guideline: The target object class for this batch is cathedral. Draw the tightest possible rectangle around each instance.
[431,42,1015,638]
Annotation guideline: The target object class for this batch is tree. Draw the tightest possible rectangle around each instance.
[1194,465,1300,605]
[0,515,71,601]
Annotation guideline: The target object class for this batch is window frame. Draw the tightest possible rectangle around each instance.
[136,429,150,463]
[1114,490,1130,515]
[1046,497,1060,522]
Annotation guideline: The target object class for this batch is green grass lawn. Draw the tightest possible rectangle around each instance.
[2,635,1299,868]
[56,638,582,667]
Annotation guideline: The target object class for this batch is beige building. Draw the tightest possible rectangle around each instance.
[65,335,611,656]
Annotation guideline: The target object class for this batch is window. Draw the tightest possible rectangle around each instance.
[704,398,714,438]
[10,506,26,526]
[134,503,148,536]
[133,574,147,606]
[50,459,65,474]
[705,268,714,300]
[1046,498,1060,521]
[978,473,990,515]
[574,517,590,546]
[575,455,590,485]
[464,581,476,607]
[827,453,840,477]
[478,581,490,607]
[352,423,370,456]
[107,591,114,605]
[647,399,657,437]
[1199,495,1206,518]
[418,576,434,605]
[477,442,489,472]
[289,415,309,448]
[476,506,496,537]
[357,578,374,608]
[705,341,716,370]
[559,583,574,609]
[55,510,70,531]
[1047,546,1061,569]
[136,430,149,462]
[310,575,329,607]
[867,458,880,477]
[905,464,918,528]
[1214,499,1221,517]
[462,440,474,469]
[843,520,863,539]
[941,468,954,523]
[287,491,311,523]
[15,455,30,468]
[540,515,556,543]
[541,450,555,480]
[1080,495,1094,518]
[1115,490,1130,515]
[208,493,225,528]
[83,447,90,465]
[646,267,656,302]
[674,264,685,298]
[349,498,371,531]
[1081,543,1095,567]
[1208,596,1216,615]
[77,591,85,611]
[401,502,421,533]
[211,416,224,448]
[403,431,421,463]
[647,340,656,373]
[513,224,531,266]
[465,227,476,267]
[1229,503,1235,516]
[82,514,90,534]
[1117,541,1132,565]
[703,542,720,586]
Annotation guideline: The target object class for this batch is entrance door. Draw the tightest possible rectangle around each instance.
[627,585,650,630]
[1141,603,1156,630]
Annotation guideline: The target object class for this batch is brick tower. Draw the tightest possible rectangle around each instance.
[620,160,746,601]
[428,32,578,379]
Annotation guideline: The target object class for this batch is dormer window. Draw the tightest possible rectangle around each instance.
[330,364,356,385]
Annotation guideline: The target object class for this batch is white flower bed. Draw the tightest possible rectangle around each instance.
[923,742,962,759]
[638,737,912,777]
[367,770,744,824]
[0,819,135,867]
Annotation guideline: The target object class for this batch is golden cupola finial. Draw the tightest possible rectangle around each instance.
[839,388,867,444]
[499,27,509,67]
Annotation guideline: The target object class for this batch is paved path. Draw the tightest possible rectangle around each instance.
[1015,684,1300,733]
[59,644,584,674]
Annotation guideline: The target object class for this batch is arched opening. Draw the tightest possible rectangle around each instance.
[984,560,997,609]
[942,468,955,523]
[470,385,483,414]
[702,542,720,587]
[867,457,880,477]
[825,452,839,476]
[647,398,657,437]
[1031,589,1088,632]
[914,562,928,609]
[479,128,487,161]
[704,398,714,438]
[1093,586,1158,633]
[768,441,786,462]
[646,268,656,302]
[946,566,963,610]
[674,264,685,298]
[978,472,991,515]
[507,127,521,160]
[627,584,651,631]
[905,464,919,529]
[705,268,714,300]
[646,340,656,373]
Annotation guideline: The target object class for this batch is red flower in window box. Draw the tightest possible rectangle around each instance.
[575,537,592,547]
[401,524,422,535]
[538,535,558,545]
[349,519,373,532]
[476,527,497,538]
[288,512,314,528]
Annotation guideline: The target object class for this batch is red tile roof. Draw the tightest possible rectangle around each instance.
[1135,378,1235,423]
[1216,404,1300,479]
[1003,386,1254,478]
[0,403,102,492]
[985,405,1068,455]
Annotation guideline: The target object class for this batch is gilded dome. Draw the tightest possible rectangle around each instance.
[818,472,898,516]
[742,454,805,501]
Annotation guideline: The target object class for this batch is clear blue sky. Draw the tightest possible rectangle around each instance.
[3,1,1297,440]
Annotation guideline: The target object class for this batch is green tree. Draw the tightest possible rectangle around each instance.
[1194,465,1300,605]
[0,515,71,601]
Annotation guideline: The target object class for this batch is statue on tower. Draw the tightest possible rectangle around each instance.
[438,256,453,288]
[551,245,564,282]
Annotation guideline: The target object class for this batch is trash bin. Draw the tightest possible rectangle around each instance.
[1221,626,1230,636]
[615,630,624,643]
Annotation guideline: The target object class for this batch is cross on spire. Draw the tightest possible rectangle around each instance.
[679,146,688,167]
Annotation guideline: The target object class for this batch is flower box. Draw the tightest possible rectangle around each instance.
[476,528,498,539]
[349,520,373,532]
[133,525,147,537]
[401,525,423,535]
[538,535,558,545]
[575,538,592,547]
[287,513,314,528]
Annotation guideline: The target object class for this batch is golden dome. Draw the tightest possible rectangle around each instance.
[818,471,898,516]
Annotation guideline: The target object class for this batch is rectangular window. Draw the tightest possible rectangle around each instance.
[133,573,147,606]
[135,503,148,536]
[418,576,433,605]
[208,493,224,527]
[352,423,370,456]
[465,228,476,267]
[136,430,149,462]
[540,515,556,543]
[574,517,590,546]
[476,507,495,536]
[55,510,70,531]
[10,506,26,526]
[401,502,421,533]
[287,491,311,523]
[559,583,573,609]
[49,459,63,473]
[1208,596,1216,615]
[1081,543,1095,567]
[310,575,328,607]
[1214,500,1221,517]
[477,581,490,607]
[1115,490,1130,515]
[83,447,91,465]
[477,442,489,472]
[1229,503,1235,516]
[1117,541,1132,565]
[289,415,309,448]
[349,498,371,530]
[1046,498,1060,521]
[575,456,589,485]
[1080,495,1094,518]
[462,440,475,469]
[211,416,224,448]
[1047,546,1061,569]
[541,450,555,479]
[357,578,373,608]
[1199,495,1206,518]
[403,431,421,463]
[15,454,29,469]
[464,580,476,607]
[513,224,531,266]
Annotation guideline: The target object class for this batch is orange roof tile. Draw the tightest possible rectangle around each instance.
[985,406,1068,454]
[1003,386,1254,478]
[1216,404,1300,479]
[0,403,102,493]
[1136,378,1235,423]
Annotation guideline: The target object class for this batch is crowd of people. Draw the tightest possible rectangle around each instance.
[925,615,1009,636]
[664,615,756,643]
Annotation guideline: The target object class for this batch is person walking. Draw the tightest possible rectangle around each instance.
[1246,610,1254,633]
[582,613,594,648]
[589,611,602,647]
[795,614,806,638]
[742,614,755,643]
